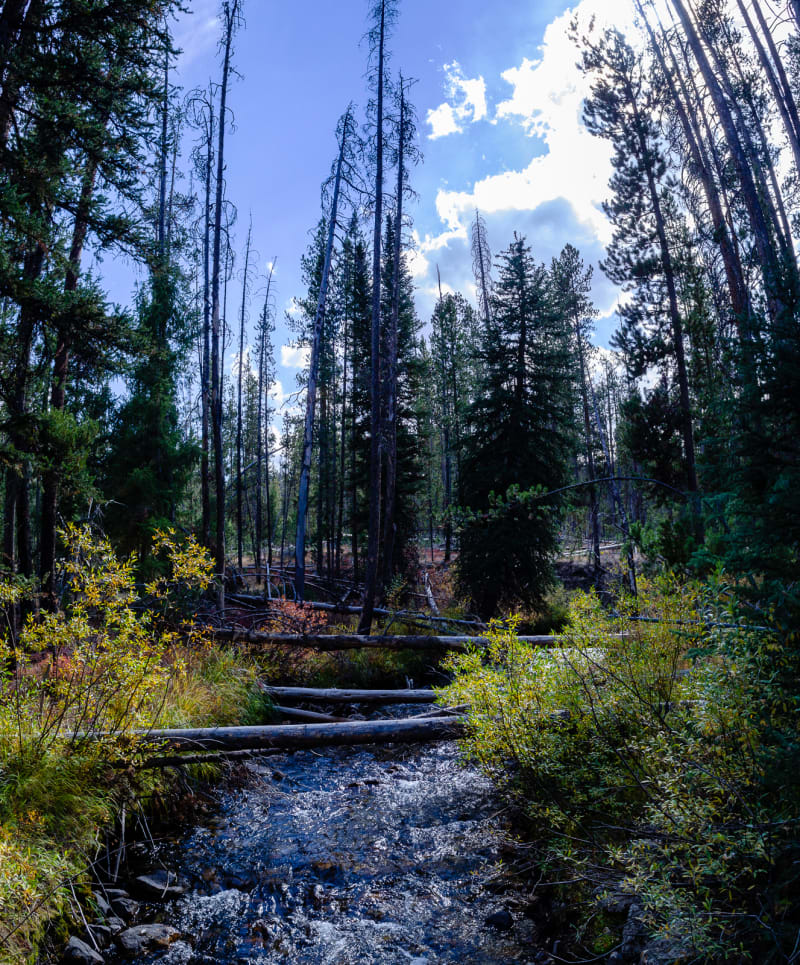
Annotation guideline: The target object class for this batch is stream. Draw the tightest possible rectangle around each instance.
[100,715,552,964]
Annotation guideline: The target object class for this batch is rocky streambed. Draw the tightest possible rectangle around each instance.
[60,727,559,964]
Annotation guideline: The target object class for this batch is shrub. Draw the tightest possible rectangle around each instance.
[0,526,266,962]
[440,578,800,961]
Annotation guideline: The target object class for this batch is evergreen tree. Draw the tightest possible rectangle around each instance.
[101,268,197,575]
[457,235,574,616]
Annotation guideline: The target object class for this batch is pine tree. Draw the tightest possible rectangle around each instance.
[457,235,574,616]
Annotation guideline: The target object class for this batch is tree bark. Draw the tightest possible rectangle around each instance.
[264,685,440,704]
[624,71,700,523]
[295,112,350,601]
[670,0,787,319]
[210,0,240,612]
[201,95,214,549]
[641,4,749,326]
[381,84,406,589]
[740,0,800,176]
[98,715,466,755]
[236,220,253,570]
[359,0,386,635]
[212,629,562,650]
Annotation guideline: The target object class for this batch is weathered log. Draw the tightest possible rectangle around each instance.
[263,686,440,704]
[225,595,483,630]
[212,630,561,651]
[134,710,468,767]
[406,704,468,720]
[271,704,346,723]
[108,716,466,753]
[135,748,286,768]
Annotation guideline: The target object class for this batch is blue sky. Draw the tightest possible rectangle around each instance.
[107,0,639,414]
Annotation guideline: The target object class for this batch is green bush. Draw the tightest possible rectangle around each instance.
[440,578,800,961]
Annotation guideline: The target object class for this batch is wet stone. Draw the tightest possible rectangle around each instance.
[133,870,187,900]
[83,924,113,950]
[62,936,104,965]
[116,923,181,957]
[485,909,514,931]
[109,896,139,922]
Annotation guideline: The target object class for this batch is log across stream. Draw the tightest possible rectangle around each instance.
[99,704,550,965]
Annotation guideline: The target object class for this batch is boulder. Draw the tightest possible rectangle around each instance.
[110,896,140,922]
[485,909,514,931]
[133,870,187,900]
[62,936,104,965]
[116,923,181,957]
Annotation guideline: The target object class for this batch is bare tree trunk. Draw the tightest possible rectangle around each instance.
[641,4,749,325]
[471,209,493,326]
[255,261,275,582]
[359,0,386,634]
[336,268,349,578]
[623,70,700,523]
[589,383,637,596]
[381,83,406,589]
[738,0,800,176]
[236,219,253,570]
[670,0,787,318]
[201,95,214,549]
[295,113,349,601]
[575,331,600,574]
[210,0,240,612]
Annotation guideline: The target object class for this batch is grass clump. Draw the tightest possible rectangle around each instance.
[440,577,800,962]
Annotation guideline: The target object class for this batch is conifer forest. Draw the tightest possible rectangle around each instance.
[1,1,800,963]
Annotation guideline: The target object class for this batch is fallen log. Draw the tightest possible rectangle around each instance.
[212,630,561,651]
[225,595,484,630]
[134,710,468,767]
[104,716,466,753]
[406,704,468,720]
[263,686,440,704]
[271,705,347,723]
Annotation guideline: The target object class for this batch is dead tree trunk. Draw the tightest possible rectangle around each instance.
[381,82,407,589]
[210,0,241,612]
[669,0,788,319]
[256,260,275,581]
[295,109,351,601]
[236,219,253,570]
[359,0,387,635]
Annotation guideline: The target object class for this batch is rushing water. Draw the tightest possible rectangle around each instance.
[105,722,546,964]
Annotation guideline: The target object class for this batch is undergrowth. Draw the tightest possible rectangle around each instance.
[0,527,266,964]
[440,576,800,962]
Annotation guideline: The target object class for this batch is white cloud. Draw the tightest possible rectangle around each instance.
[426,61,488,140]
[423,0,646,259]
[427,102,463,140]
[281,343,310,369]
[406,225,469,280]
